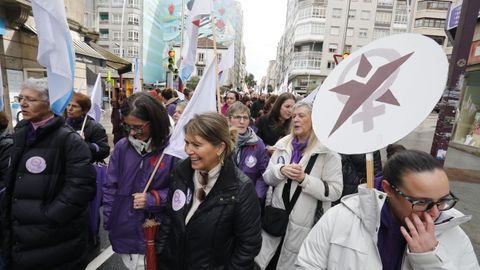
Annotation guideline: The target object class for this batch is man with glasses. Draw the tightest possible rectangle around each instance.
[3,78,96,269]
[297,150,479,269]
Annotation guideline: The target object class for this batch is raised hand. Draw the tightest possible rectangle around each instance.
[400,212,438,253]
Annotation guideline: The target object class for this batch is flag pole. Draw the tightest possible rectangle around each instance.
[210,15,222,113]
[366,152,374,188]
[80,115,88,138]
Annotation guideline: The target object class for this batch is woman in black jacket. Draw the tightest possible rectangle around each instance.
[156,112,262,270]
[256,93,295,156]
[65,92,110,163]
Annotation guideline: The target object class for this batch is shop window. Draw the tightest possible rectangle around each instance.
[453,71,480,148]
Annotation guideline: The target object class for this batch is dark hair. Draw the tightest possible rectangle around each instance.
[72,92,92,114]
[225,90,240,102]
[386,144,406,159]
[269,92,295,128]
[121,92,170,150]
[383,150,443,187]
[161,88,174,100]
[0,112,9,129]
[241,95,251,105]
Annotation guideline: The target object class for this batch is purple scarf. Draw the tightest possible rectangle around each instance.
[290,137,308,164]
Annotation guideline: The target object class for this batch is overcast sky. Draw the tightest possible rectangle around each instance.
[241,0,288,82]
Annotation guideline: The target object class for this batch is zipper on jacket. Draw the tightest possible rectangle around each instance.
[139,160,143,169]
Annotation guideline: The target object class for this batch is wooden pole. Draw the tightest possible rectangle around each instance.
[210,15,222,112]
[79,115,88,138]
[366,152,374,188]
[143,153,165,193]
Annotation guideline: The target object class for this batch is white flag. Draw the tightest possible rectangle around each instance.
[88,74,102,122]
[179,0,213,82]
[302,85,320,104]
[0,64,3,112]
[164,57,218,159]
[32,0,75,115]
[278,73,289,94]
[133,58,141,93]
[218,43,234,84]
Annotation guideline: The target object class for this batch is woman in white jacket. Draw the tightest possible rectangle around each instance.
[255,102,343,270]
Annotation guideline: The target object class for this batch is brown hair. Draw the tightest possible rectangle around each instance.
[0,112,9,129]
[72,92,92,114]
[184,112,236,162]
[228,101,250,118]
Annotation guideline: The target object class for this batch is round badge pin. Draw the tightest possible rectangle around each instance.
[25,156,47,174]
[172,189,186,211]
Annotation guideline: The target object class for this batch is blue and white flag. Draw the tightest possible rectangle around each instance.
[88,74,102,122]
[165,57,217,159]
[0,64,3,112]
[32,0,75,115]
[133,58,142,93]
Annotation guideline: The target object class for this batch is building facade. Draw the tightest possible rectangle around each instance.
[274,0,453,94]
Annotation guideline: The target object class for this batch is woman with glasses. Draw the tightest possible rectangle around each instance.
[297,150,478,270]
[103,93,179,270]
[156,112,262,270]
[228,102,269,204]
[255,102,343,270]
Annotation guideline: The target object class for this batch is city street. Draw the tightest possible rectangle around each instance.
[88,111,480,269]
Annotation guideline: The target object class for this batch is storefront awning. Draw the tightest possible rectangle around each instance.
[88,41,132,75]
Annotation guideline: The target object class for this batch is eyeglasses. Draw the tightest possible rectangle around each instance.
[231,115,250,121]
[390,184,459,212]
[16,95,47,104]
[122,122,149,135]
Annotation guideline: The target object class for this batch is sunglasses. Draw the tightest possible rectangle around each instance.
[390,184,459,212]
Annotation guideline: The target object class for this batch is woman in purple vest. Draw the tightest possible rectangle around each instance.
[228,101,269,204]
[103,93,178,270]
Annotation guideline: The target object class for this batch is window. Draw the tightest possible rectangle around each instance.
[361,10,371,20]
[128,13,139,25]
[347,27,354,37]
[375,11,392,25]
[394,0,407,24]
[311,22,325,34]
[373,28,390,39]
[128,0,139,7]
[128,30,139,41]
[345,44,352,53]
[312,6,326,18]
[113,31,122,41]
[348,9,356,20]
[330,26,340,35]
[112,0,123,6]
[329,43,338,53]
[417,1,451,11]
[127,46,139,57]
[217,53,222,62]
[198,53,204,62]
[99,12,109,24]
[112,13,122,24]
[359,28,368,38]
[392,28,406,34]
[327,61,336,69]
[332,8,342,18]
[113,48,120,56]
[197,67,204,76]
[99,29,109,39]
[426,35,445,46]
[415,18,445,29]
[98,0,108,5]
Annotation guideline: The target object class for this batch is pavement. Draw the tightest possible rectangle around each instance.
[88,110,479,268]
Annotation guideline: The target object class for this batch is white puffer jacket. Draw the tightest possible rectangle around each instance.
[297,185,480,270]
[255,135,343,270]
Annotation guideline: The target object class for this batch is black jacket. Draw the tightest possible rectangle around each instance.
[66,116,110,163]
[0,128,13,188]
[255,115,290,147]
[156,158,262,270]
[3,117,96,270]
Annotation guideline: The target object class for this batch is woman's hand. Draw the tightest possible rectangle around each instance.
[132,193,147,209]
[281,164,305,183]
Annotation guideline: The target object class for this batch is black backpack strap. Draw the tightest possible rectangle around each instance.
[282,154,319,215]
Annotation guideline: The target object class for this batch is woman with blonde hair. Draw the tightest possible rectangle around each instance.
[156,112,262,269]
[255,102,343,270]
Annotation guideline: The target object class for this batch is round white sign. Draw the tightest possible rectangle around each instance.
[312,33,448,154]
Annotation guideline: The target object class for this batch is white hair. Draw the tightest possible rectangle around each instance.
[21,77,49,101]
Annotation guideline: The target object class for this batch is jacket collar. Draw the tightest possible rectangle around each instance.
[342,184,472,239]
[176,157,238,194]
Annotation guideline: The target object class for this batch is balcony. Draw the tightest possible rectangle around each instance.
[290,51,323,74]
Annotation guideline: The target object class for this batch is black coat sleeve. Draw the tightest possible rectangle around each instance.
[228,178,262,270]
[44,133,96,225]
[86,121,110,162]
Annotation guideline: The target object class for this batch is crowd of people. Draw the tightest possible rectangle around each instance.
[0,78,478,270]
